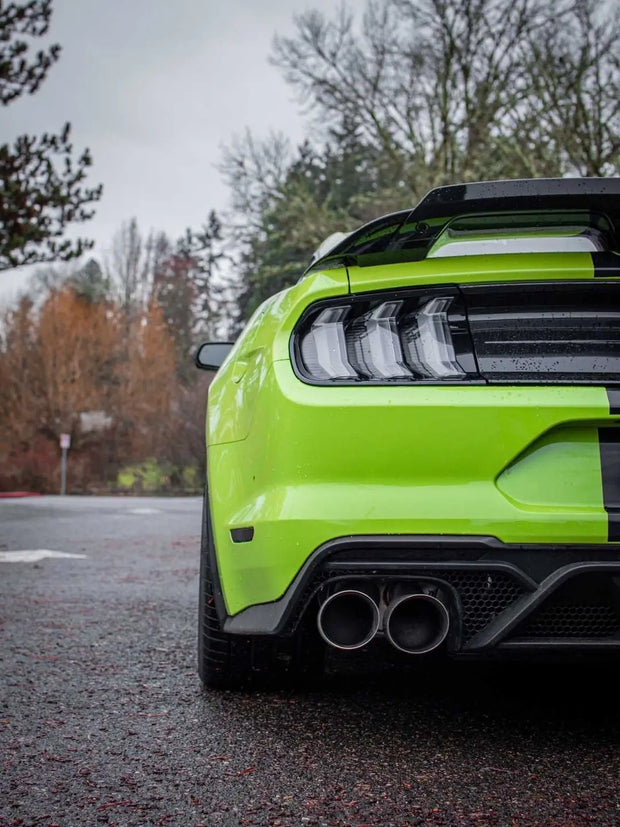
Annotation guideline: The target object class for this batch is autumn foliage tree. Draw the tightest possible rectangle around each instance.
[0,284,207,492]
[36,288,121,433]
[121,300,180,461]
[0,288,116,489]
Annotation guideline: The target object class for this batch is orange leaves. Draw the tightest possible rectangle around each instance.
[37,287,123,428]
[122,301,180,460]
[0,287,186,492]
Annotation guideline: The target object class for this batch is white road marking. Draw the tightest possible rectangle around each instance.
[125,507,161,515]
[0,550,87,563]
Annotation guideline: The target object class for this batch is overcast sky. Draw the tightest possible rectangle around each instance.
[2,0,342,304]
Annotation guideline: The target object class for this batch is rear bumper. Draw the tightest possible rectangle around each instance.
[208,360,620,616]
[223,535,620,655]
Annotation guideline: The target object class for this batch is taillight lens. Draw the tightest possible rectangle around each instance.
[300,306,358,380]
[400,297,465,379]
[346,301,411,379]
[294,289,474,384]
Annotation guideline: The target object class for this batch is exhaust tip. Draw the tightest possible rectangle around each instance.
[385,593,450,655]
[317,589,380,650]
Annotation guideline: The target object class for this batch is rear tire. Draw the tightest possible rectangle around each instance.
[197,490,324,689]
[197,490,252,688]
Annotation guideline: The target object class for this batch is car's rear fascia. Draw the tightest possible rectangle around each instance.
[205,252,620,653]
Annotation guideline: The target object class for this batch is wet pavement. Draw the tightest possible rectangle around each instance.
[1,496,618,826]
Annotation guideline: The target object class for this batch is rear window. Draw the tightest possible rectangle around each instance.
[427,225,608,259]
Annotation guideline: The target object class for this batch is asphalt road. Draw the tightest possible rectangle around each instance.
[1,496,618,827]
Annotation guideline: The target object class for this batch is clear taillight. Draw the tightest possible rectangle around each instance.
[346,301,411,379]
[294,282,620,386]
[300,306,357,380]
[294,290,472,383]
[400,298,465,379]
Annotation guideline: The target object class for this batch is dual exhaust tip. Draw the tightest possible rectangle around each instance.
[316,588,450,655]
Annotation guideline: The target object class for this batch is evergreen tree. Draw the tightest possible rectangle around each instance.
[0,1,102,270]
[176,210,228,338]
[68,258,111,304]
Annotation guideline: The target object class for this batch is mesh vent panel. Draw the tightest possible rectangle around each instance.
[518,603,619,638]
[436,571,524,640]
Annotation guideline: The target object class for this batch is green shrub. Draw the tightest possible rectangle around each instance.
[116,459,201,494]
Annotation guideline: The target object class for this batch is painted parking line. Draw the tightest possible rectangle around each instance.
[125,508,162,515]
[0,550,88,563]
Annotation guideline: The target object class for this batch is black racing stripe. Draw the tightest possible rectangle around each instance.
[608,513,620,543]
[599,427,620,541]
[592,251,620,278]
[607,389,620,415]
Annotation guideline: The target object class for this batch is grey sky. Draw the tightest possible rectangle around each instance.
[2,0,341,303]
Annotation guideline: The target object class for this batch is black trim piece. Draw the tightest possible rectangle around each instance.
[325,548,620,584]
[325,559,536,589]
[599,428,620,541]
[230,527,254,543]
[419,178,620,219]
[463,280,620,385]
[593,251,620,278]
[202,485,228,624]
[499,639,620,650]
[609,513,620,542]
[607,388,620,415]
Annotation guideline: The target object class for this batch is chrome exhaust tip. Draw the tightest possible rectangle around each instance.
[385,593,450,655]
[317,589,381,650]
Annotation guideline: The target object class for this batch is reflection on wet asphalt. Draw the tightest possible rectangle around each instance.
[1,497,618,826]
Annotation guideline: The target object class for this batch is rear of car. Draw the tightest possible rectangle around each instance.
[197,178,620,688]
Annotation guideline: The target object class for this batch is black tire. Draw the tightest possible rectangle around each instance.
[197,490,324,690]
[198,490,251,688]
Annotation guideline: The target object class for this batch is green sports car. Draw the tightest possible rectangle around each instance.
[196,178,620,688]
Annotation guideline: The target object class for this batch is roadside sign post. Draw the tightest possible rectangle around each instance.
[60,433,71,495]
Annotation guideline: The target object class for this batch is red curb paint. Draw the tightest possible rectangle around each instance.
[0,492,43,498]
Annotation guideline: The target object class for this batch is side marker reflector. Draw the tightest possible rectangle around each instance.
[231,527,255,543]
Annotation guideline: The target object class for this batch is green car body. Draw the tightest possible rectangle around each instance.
[197,179,620,688]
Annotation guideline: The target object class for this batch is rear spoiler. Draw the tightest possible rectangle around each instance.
[306,177,620,273]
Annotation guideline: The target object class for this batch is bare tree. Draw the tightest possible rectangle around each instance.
[523,0,619,176]
[106,218,143,319]
[272,0,619,191]
[219,130,295,232]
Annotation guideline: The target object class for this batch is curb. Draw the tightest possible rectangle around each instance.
[0,492,43,499]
